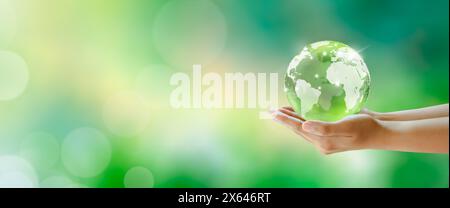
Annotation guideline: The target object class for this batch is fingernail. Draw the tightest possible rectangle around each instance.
[270,110,280,120]
[271,111,284,125]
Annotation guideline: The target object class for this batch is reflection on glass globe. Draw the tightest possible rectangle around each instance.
[285,41,371,122]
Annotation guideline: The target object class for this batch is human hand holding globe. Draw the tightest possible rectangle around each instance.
[274,40,377,154]
[275,41,380,154]
[272,107,383,154]
[274,42,448,155]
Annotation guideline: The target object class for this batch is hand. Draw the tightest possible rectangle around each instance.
[272,104,449,154]
[272,107,385,154]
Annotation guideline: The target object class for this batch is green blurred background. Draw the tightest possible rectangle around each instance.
[0,0,448,187]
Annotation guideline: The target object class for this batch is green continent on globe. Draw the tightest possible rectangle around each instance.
[284,41,371,122]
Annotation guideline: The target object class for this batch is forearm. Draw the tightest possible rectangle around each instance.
[372,104,449,121]
[370,117,449,153]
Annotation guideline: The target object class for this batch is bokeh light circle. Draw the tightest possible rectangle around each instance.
[0,50,29,101]
[61,127,111,178]
[19,132,60,170]
[124,166,154,188]
[153,0,227,67]
[103,91,150,137]
[0,156,38,188]
[0,0,16,46]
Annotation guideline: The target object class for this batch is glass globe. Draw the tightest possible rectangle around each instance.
[285,41,371,122]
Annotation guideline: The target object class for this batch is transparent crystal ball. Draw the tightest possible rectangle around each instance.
[285,41,371,122]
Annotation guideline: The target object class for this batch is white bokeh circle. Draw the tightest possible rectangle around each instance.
[0,0,16,46]
[153,0,227,67]
[19,132,60,170]
[124,166,154,188]
[0,155,38,188]
[103,91,150,137]
[0,50,29,100]
[61,127,111,178]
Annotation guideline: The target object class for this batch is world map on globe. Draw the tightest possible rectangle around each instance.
[284,41,371,122]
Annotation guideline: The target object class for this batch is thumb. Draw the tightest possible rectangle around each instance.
[302,120,336,136]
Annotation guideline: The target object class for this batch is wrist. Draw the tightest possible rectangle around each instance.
[371,119,410,150]
[362,119,392,150]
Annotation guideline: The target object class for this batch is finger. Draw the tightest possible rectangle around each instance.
[282,106,351,136]
[302,120,340,136]
[281,106,295,112]
[296,131,313,143]
[279,108,305,121]
[272,110,318,144]
[302,114,367,136]
[271,110,304,132]
[276,108,348,137]
[314,136,352,155]
[271,110,327,144]
[298,130,326,144]
[296,129,342,151]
